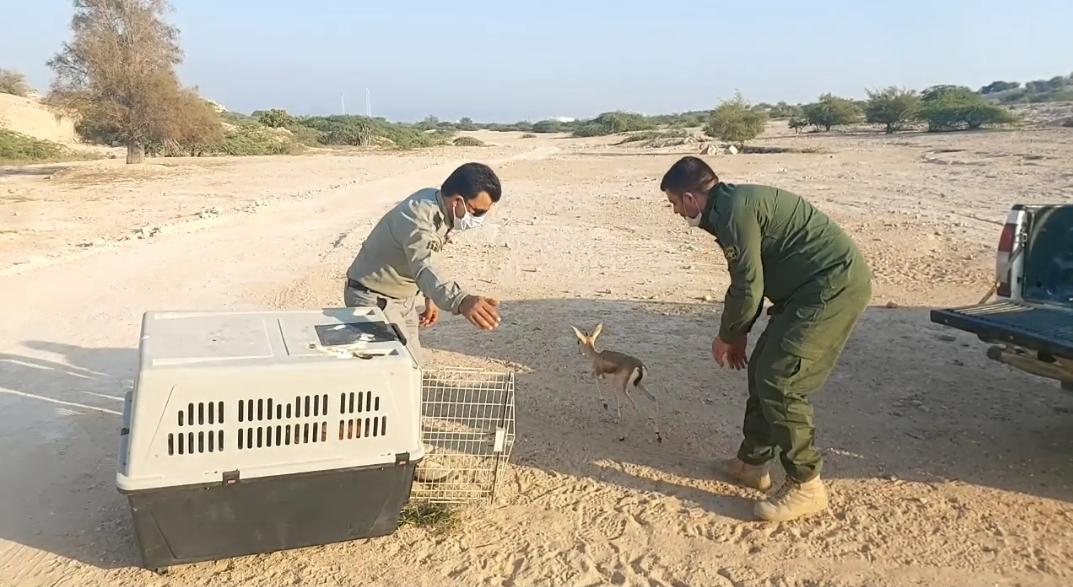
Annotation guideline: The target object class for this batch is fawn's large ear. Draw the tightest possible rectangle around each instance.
[592,323,603,340]
[570,326,585,341]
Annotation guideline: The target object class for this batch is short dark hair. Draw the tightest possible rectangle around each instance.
[659,156,719,195]
[442,162,502,202]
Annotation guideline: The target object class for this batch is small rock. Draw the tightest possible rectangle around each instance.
[937,334,957,342]
[884,474,898,482]
[598,288,612,295]
[885,301,899,309]
[702,294,715,302]
[952,359,965,366]
[684,265,695,270]
[44,175,52,180]
[726,145,739,155]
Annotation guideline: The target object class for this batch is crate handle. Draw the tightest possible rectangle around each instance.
[389,322,408,347]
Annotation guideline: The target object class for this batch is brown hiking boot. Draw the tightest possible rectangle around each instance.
[754,476,829,522]
[715,457,772,492]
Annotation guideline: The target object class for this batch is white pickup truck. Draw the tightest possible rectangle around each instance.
[931,204,1073,390]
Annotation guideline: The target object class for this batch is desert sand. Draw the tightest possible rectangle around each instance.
[1,122,1072,586]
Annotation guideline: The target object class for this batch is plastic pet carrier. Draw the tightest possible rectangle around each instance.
[117,308,424,570]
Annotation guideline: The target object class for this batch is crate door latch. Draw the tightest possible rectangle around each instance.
[493,428,506,453]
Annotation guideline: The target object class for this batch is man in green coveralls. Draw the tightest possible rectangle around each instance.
[660,156,872,522]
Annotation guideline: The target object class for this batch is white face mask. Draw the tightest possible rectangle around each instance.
[453,199,485,231]
[682,194,702,228]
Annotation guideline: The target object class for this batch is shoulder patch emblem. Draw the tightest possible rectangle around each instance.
[722,245,740,263]
[426,241,441,252]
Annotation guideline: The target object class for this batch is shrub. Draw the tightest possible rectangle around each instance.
[803,94,862,131]
[219,125,303,156]
[255,108,295,128]
[918,87,1018,131]
[457,117,477,131]
[531,120,564,133]
[0,129,67,161]
[788,116,809,133]
[704,93,768,147]
[0,128,101,163]
[617,129,688,144]
[569,111,655,137]
[298,115,453,149]
[0,69,30,97]
[980,80,1020,94]
[452,136,485,146]
[864,87,920,133]
[287,125,323,146]
[521,133,537,138]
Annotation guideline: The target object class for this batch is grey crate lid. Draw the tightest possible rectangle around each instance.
[140,307,407,368]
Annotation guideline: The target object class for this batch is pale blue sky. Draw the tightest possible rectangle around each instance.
[2,1,1070,122]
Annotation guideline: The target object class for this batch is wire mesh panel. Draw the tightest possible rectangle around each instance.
[411,367,516,505]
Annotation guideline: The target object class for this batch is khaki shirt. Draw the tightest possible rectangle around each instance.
[346,188,469,312]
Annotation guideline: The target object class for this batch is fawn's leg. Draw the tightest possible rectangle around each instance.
[614,372,629,441]
[635,382,663,443]
[592,371,608,410]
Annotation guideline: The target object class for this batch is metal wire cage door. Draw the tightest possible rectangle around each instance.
[411,368,516,505]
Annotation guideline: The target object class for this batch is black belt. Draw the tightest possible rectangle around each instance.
[346,278,394,299]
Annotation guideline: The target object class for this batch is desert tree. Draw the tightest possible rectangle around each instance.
[48,0,195,163]
[864,87,920,133]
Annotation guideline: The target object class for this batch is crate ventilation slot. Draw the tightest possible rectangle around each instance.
[177,401,225,426]
[168,430,225,455]
[238,422,329,449]
[238,395,329,422]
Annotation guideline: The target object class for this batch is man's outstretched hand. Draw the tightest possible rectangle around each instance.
[459,295,501,331]
[712,336,748,370]
[418,296,439,327]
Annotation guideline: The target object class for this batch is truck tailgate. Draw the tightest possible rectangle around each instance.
[931,301,1073,359]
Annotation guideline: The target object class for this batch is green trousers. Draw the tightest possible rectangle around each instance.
[736,274,871,483]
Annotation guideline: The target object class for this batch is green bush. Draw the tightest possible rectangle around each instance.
[617,129,688,144]
[803,94,862,131]
[917,87,1018,131]
[705,93,768,147]
[864,87,920,133]
[286,125,323,146]
[296,115,452,149]
[219,125,304,155]
[531,120,564,133]
[572,111,654,137]
[0,128,101,163]
[0,129,67,161]
[254,108,295,128]
[452,136,485,146]
[788,116,809,133]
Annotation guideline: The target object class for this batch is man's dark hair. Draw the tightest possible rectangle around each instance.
[442,162,502,202]
[659,156,719,195]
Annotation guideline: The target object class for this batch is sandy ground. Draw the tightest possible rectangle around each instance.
[2,125,1073,586]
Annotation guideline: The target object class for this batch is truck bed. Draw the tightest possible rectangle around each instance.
[931,301,1073,360]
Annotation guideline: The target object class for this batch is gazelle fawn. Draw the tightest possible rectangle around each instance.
[571,323,662,443]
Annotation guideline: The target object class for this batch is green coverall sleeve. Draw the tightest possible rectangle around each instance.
[718,202,765,343]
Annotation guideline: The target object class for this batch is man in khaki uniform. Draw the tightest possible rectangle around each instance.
[660,156,871,522]
[345,162,503,357]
